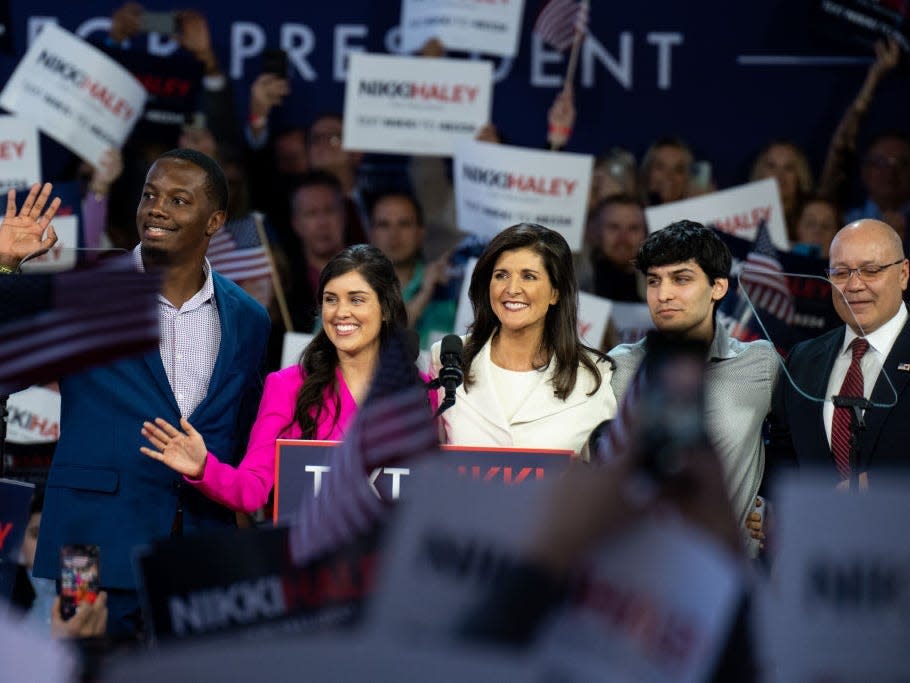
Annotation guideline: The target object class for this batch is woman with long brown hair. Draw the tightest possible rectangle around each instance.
[140,244,413,512]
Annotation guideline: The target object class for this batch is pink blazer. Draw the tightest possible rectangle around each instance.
[187,365,435,513]
[187,365,358,513]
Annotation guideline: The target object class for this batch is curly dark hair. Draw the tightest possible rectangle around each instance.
[634,219,731,284]
[463,223,605,401]
[288,244,407,437]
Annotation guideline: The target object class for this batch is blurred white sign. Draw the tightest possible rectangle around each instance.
[281,331,314,369]
[759,472,910,682]
[343,53,492,157]
[0,24,146,166]
[455,139,592,250]
[400,0,526,57]
[645,178,789,251]
[0,116,39,193]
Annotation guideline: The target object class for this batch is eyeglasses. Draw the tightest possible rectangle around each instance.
[863,154,910,171]
[309,132,342,148]
[825,259,906,283]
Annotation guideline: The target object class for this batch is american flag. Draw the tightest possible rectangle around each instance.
[739,220,795,324]
[206,214,272,282]
[290,331,438,564]
[0,257,160,394]
[533,0,589,51]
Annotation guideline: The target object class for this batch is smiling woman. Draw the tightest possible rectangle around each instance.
[429,223,617,456]
[140,244,431,514]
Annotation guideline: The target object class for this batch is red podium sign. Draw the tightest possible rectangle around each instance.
[273,441,574,524]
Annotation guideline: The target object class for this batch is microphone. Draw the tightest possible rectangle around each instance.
[434,334,463,416]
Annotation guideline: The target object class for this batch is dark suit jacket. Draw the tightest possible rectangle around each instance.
[33,273,270,589]
[767,309,910,487]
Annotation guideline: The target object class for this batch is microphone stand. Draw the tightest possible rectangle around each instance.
[426,377,456,417]
[831,395,870,490]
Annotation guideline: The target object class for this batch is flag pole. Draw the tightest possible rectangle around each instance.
[563,0,588,89]
[548,0,588,151]
[253,212,294,333]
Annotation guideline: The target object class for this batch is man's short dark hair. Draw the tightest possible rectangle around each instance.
[158,148,229,212]
[864,129,910,157]
[306,113,344,142]
[293,169,345,198]
[589,193,645,225]
[369,190,424,227]
[635,219,731,284]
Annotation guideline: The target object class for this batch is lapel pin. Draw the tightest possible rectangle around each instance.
[898,363,910,372]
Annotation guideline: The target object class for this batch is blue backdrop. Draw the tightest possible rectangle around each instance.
[3,0,907,195]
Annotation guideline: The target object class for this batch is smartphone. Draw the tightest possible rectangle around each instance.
[60,545,100,621]
[261,48,289,78]
[140,11,178,35]
[635,332,710,483]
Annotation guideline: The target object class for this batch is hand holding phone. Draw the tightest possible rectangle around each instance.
[60,544,100,621]
[140,11,178,35]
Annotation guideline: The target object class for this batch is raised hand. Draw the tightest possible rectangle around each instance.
[88,148,124,197]
[547,85,575,149]
[110,2,142,43]
[250,73,290,122]
[0,183,61,269]
[140,416,208,479]
[177,10,219,75]
[870,37,901,82]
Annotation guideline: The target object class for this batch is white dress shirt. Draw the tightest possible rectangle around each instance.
[133,246,221,416]
[823,305,907,446]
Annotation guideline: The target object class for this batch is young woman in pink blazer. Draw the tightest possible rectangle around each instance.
[140,244,424,513]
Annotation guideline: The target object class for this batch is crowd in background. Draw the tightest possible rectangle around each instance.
[2,3,909,680]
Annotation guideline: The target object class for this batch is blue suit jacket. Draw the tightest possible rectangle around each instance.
[34,272,270,589]
[767,309,910,487]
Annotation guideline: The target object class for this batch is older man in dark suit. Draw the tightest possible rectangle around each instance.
[768,218,910,487]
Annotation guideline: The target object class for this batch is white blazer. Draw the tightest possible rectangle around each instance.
[430,336,617,455]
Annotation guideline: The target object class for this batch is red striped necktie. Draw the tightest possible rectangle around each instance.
[831,338,870,479]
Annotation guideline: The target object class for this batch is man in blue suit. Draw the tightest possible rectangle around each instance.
[1,149,270,638]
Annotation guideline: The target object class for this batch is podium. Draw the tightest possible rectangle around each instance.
[273,440,574,524]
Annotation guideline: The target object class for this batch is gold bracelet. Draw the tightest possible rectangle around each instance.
[0,263,18,274]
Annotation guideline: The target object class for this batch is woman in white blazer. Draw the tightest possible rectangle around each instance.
[430,223,616,456]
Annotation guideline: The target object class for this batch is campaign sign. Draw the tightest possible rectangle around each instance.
[105,631,532,682]
[454,139,592,250]
[365,465,546,642]
[342,53,492,157]
[0,116,39,193]
[0,24,146,166]
[608,301,655,346]
[578,291,612,349]
[0,478,34,562]
[536,517,742,683]
[400,0,526,57]
[0,478,35,599]
[5,385,60,444]
[280,331,315,369]
[759,472,910,681]
[453,256,477,336]
[273,440,573,524]
[812,0,910,52]
[645,178,789,251]
[136,524,381,641]
[100,48,203,129]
